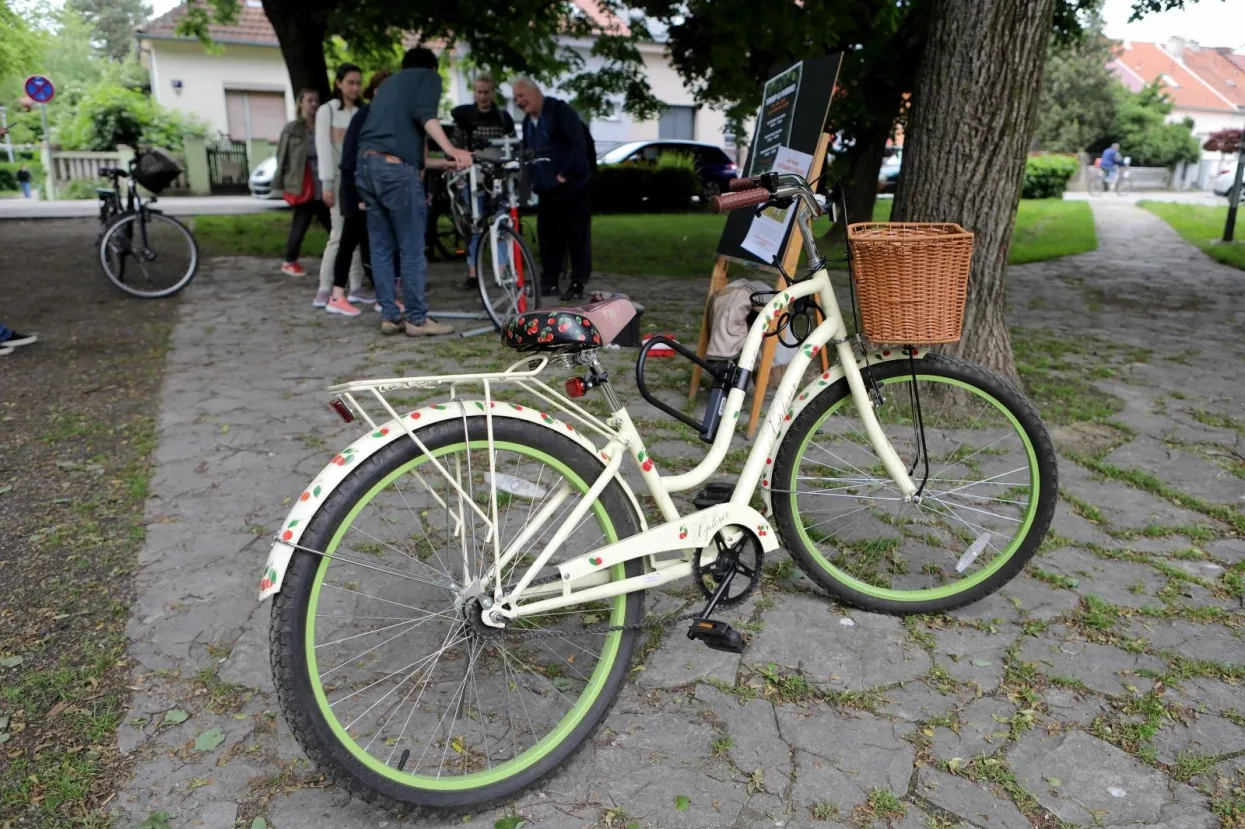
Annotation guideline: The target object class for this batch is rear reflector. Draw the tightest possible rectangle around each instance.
[329,397,355,423]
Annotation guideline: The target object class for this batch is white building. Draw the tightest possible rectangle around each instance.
[135,1,736,154]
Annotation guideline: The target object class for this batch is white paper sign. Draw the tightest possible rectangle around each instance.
[740,146,815,263]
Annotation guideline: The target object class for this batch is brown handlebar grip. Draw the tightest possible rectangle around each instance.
[710,188,770,214]
[728,176,763,192]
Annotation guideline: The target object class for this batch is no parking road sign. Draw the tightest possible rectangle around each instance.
[24,75,55,105]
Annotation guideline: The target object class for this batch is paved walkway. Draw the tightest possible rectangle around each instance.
[111,203,1243,829]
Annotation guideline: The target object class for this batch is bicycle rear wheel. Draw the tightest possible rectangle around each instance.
[475,225,539,329]
[270,416,643,813]
[1087,176,1105,196]
[98,211,199,298]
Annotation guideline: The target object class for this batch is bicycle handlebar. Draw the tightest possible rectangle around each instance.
[728,176,764,192]
[710,188,770,214]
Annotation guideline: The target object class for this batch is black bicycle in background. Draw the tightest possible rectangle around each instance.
[95,150,199,298]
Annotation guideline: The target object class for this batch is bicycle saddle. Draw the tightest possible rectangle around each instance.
[502,298,635,353]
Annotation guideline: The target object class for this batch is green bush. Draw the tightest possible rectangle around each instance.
[58,83,207,152]
[1023,154,1078,199]
[591,163,701,213]
[0,161,45,191]
[61,178,109,200]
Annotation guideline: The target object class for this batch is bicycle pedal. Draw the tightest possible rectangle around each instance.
[692,482,734,510]
[686,618,746,654]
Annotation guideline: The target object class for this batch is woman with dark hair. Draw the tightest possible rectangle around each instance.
[328,70,392,316]
[314,63,370,313]
[277,89,331,276]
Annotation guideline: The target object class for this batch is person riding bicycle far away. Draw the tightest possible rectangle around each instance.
[513,77,593,302]
[277,89,332,277]
[1101,142,1123,188]
[452,73,517,288]
[314,62,372,313]
[356,45,473,338]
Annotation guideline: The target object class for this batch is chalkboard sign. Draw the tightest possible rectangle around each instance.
[716,54,843,271]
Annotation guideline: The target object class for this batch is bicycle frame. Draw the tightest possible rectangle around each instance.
[274,190,923,627]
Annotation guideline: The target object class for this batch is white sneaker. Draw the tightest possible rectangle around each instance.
[4,332,37,347]
[0,346,13,356]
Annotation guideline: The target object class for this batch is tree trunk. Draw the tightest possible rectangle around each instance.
[891,0,1056,387]
[264,1,331,103]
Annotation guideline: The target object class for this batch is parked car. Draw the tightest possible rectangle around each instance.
[1213,160,1241,197]
[248,155,281,200]
[878,148,902,194]
[597,140,739,196]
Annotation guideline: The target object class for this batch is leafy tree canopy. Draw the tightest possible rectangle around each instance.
[1033,9,1122,153]
[1114,81,1201,167]
[66,0,152,61]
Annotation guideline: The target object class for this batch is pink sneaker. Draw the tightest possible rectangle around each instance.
[281,261,306,277]
[312,289,330,308]
[326,296,361,317]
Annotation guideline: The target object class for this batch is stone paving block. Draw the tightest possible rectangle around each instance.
[776,703,914,800]
[929,698,1015,762]
[1016,635,1165,695]
[1010,731,1213,829]
[916,766,1029,829]
[1039,547,1166,609]
[1153,712,1245,764]
[1124,618,1245,666]
[1060,471,1219,534]
[932,627,1015,692]
[749,596,930,691]
[1167,676,1245,717]
[1040,686,1113,726]
[997,576,1082,621]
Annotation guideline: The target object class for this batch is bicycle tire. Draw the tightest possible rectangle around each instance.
[270,416,643,814]
[771,354,1058,615]
[1115,176,1132,196]
[98,211,199,299]
[474,224,540,330]
[1087,176,1105,196]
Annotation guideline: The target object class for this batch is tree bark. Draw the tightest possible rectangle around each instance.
[891,0,1056,387]
[264,1,332,103]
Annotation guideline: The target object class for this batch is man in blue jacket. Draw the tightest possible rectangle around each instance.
[514,78,592,301]
[1101,143,1123,192]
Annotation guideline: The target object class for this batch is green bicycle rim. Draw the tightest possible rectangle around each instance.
[790,374,1040,602]
[305,439,626,791]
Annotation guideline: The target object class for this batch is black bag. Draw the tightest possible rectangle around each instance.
[133,148,183,194]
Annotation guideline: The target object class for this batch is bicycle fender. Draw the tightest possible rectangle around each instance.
[258,401,648,600]
[761,347,927,518]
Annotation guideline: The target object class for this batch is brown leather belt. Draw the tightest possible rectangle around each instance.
[363,149,404,164]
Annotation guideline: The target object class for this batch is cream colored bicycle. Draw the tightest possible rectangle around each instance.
[258,172,1058,814]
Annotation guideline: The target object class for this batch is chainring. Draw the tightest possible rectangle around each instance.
[692,531,764,608]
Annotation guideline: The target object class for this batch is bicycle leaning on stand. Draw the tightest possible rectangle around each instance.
[255,170,1059,814]
[95,150,199,298]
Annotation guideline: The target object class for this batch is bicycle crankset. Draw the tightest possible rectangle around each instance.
[692,531,763,609]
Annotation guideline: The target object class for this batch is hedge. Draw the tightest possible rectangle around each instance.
[0,161,45,192]
[1023,154,1078,199]
[590,164,701,213]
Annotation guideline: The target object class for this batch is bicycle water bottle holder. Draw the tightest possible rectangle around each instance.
[635,336,750,444]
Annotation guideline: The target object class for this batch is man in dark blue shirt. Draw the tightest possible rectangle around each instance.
[357,46,472,336]
[514,78,592,301]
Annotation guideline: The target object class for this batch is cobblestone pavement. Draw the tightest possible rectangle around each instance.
[111,202,1244,829]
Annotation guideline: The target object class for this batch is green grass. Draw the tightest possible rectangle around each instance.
[191,199,1095,277]
[1140,202,1245,270]
[1008,199,1097,263]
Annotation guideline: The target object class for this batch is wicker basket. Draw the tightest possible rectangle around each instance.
[846,222,974,345]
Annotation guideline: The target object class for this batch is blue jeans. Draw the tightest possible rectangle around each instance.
[467,193,486,266]
[0,323,10,343]
[18,181,31,199]
[357,154,429,324]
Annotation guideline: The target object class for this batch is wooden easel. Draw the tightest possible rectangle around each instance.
[688,131,832,440]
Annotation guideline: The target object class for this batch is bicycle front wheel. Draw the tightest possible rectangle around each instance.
[271,416,643,813]
[1115,176,1132,196]
[771,354,1058,615]
[475,225,540,329]
[98,211,199,298]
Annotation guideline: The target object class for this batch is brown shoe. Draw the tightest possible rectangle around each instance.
[405,318,455,337]
[380,319,405,336]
